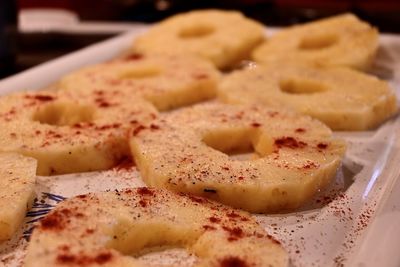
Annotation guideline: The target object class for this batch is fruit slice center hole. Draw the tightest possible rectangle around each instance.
[109,220,198,265]
[202,129,272,161]
[120,66,161,79]
[299,33,338,50]
[279,78,328,94]
[33,102,95,126]
[136,246,197,266]
[179,25,214,38]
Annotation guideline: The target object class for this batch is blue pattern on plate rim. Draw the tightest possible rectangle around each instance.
[23,192,66,241]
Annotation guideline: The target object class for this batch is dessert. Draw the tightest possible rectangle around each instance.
[0,90,157,175]
[131,10,265,69]
[218,62,397,130]
[59,53,220,111]
[0,153,36,241]
[25,188,288,267]
[130,103,346,213]
[252,14,378,70]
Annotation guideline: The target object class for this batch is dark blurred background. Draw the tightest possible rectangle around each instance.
[2,0,400,79]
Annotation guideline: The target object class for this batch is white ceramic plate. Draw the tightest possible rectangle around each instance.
[0,25,399,267]
[19,8,144,34]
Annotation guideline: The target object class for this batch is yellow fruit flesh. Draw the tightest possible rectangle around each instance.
[25,188,288,267]
[0,153,37,241]
[132,10,265,69]
[59,53,220,111]
[218,63,397,130]
[130,103,346,213]
[0,90,157,175]
[252,13,378,70]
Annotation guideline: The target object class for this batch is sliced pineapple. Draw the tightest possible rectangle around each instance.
[59,53,220,111]
[130,103,346,213]
[0,90,157,175]
[252,13,378,70]
[218,63,397,131]
[25,188,288,267]
[131,10,265,69]
[0,153,36,241]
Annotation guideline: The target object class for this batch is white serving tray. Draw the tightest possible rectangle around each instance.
[0,25,400,267]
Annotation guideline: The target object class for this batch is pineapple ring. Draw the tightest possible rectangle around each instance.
[0,153,36,241]
[0,90,157,175]
[131,10,265,69]
[59,53,220,111]
[218,63,398,131]
[252,13,378,70]
[130,103,346,213]
[25,188,288,267]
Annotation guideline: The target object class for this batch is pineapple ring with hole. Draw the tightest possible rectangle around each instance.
[252,13,378,70]
[0,90,157,175]
[25,188,288,267]
[218,62,397,131]
[59,53,220,111]
[131,10,265,69]
[0,153,37,241]
[130,103,346,213]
